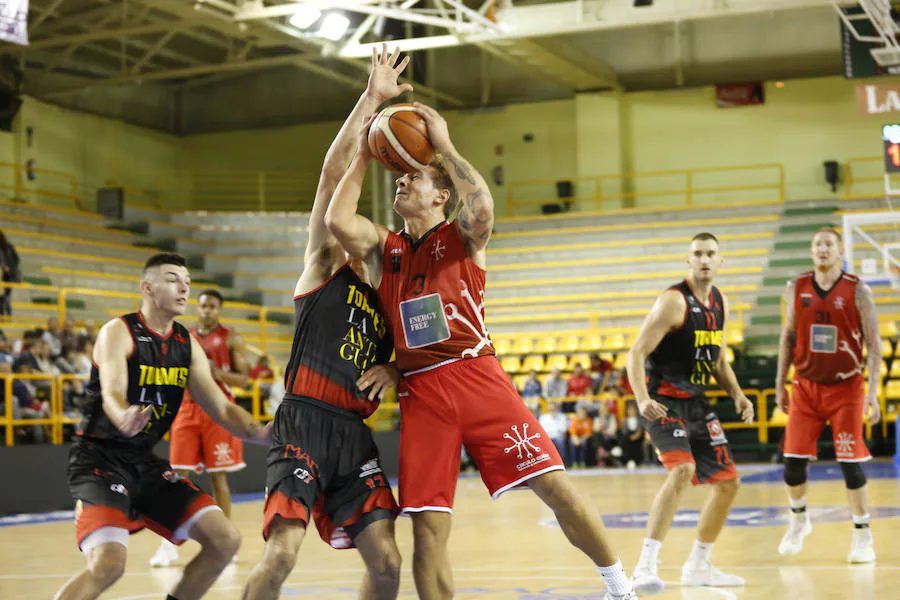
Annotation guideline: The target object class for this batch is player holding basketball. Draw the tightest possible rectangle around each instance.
[775,227,880,562]
[150,289,250,568]
[54,253,270,600]
[325,105,637,600]
[241,45,409,600]
[627,233,754,592]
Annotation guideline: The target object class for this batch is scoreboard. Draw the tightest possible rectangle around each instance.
[884,124,900,173]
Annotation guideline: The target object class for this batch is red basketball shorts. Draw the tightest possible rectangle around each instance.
[784,375,871,462]
[398,356,564,514]
[169,400,246,473]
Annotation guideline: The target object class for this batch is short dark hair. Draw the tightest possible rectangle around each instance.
[692,232,719,244]
[814,227,842,245]
[143,253,187,274]
[198,289,224,305]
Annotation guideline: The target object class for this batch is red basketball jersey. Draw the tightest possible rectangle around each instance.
[792,271,864,384]
[183,324,233,402]
[378,221,495,373]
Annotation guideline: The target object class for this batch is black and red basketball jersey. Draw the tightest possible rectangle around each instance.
[183,324,233,403]
[285,263,393,417]
[378,221,495,373]
[79,312,193,449]
[792,271,864,384]
[647,280,725,399]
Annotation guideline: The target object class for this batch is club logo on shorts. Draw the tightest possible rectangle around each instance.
[359,459,383,478]
[293,468,314,483]
[109,483,128,496]
[706,415,727,445]
[673,429,687,438]
[214,442,234,465]
[836,431,856,457]
[162,469,182,483]
[503,423,550,472]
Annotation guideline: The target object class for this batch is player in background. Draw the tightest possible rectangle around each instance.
[241,45,410,600]
[325,103,637,600]
[627,233,754,593]
[775,227,881,563]
[54,253,270,600]
[150,289,250,567]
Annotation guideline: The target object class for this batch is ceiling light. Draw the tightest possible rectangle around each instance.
[317,12,351,41]
[289,7,322,29]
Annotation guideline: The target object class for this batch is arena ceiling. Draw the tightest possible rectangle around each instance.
[0,0,851,132]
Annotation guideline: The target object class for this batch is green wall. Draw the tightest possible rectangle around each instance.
[4,75,892,217]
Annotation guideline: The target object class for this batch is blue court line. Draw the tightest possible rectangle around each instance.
[741,462,899,484]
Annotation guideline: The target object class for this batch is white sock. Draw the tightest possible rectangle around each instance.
[788,495,807,513]
[687,540,714,566]
[598,559,633,597]
[852,513,870,529]
[638,537,662,567]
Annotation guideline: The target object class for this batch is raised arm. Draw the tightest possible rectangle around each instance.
[298,45,411,296]
[95,318,151,437]
[414,103,494,265]
[775,281,796,413]
[855,281,882,425]
[715,295,754,423]
[186,335,270,445]
[626,290,686,421]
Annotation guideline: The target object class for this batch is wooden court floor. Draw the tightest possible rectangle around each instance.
[1,463,898,600]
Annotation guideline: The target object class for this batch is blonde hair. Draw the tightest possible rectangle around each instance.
[430,155,459,219]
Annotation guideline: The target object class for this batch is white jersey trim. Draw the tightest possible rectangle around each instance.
[403,357,464,377]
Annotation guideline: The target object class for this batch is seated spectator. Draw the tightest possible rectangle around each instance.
[8,360,51,443]
[82,320,99,344]
[59,319,80,352]
[520,369,543,416]
[0,330,11,364]
[43,317,63,359]
[568,405,593,468]
[539,401,569,465]
[565,363,592,413]
[72,336,93,376]
[590,353,616,392]
[593,401,620,466]
[0,230,20,316]
[55,345,85,415]
[618,401,645,469]
[13,328,41,356]
[250,354,275,381]
[544,366,568,403]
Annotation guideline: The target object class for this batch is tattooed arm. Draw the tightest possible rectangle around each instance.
[855,281,882,425]
[413,103,494,267]
[775,281,797,413]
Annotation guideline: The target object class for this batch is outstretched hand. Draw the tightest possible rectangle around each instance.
[368,44,414,104]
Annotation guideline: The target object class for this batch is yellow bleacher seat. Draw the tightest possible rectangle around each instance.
[513,337,534,355]
[725,347,735,363]
[605,332,626,350]
[560,335,581,353]
[536,337,558,353]
[726,328,744,346]
[545,354,569,371]
[513,374,529,391]
[567,353,591,371]
[522,354,546,373]
[880,321,898,339]
[890,361,900,379]
[493,337,511,355]
[500,356,521,373]
[599,352,615,364]
[583,333,603,351]
[882,340,893,358]
[786,365,795,381]
[885,379,900,400]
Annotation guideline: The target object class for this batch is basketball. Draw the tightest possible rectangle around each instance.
[367,103,435,173]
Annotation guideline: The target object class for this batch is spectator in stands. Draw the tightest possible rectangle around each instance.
[590,353,617,392]
[618,401,645,469]
[82,320,99,344]
[0,230,20,316]
[568,405,593,468]
[12,327,40,356]
[43,316,63,359]
[565,363,593,413]
[0,330,11,364]
[250,353,275,401]
[520,369,543,416]
[9,360,51,443]
[593,401,620,466]
[59,319,79,351]
[72,336,93,375]
[544,366,568,403]
[539,401,569,465]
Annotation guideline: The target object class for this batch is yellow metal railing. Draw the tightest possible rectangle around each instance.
[0,161,82,210]
[844,156,885,199]
[506,163,785,215]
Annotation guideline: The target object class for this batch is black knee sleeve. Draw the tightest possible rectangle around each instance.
[783,457,808,487]
[840,462,867,490]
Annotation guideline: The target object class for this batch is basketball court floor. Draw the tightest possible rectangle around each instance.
[1,462,897,599]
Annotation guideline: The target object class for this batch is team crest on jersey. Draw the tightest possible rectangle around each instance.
[801,293,812,308]
[431,239,446,261]
[834,296,845,310]
[390,248,403,273]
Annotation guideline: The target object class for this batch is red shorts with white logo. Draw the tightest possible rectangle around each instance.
[784,375,870,462]
[169,400,246,473]
[398,355,564,513]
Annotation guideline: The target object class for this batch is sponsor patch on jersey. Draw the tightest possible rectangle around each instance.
[810,324,838,354]
[399,292,451,349]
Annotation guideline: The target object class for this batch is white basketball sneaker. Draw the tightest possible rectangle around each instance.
[149,539,179,567]
[778,512,813,556]
[603,591,638,600]
[680,560,745,587]
[847,528,875,564]
[632,561,665,594]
